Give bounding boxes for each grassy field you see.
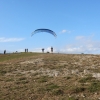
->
[0,53,100,100]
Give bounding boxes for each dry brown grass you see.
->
[0,53,100,100]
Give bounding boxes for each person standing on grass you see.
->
[51,47,53,53]
[27,49,28,52]
[42,48,44,53]
[25,49,26,53]
[4,50,6,54]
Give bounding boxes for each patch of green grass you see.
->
[37,83,61,95]
[37,87,46,94]
[71,87,85,93]
[38,76,49,83]
[79,75,95,83]
[15,77,29,84]
[0,53,40,62]
[15,80,29,84]
[88,82,100,92]
[18,77,27,81]
[6,78,14,82]
[0,70,7,75]
[68,97,78,100]
[46,83,59,91]
[52,89,64,95]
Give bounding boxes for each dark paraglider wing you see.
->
[31,29,57,37]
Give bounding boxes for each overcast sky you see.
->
[0,0,100,54]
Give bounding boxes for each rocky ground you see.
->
[0,53,100,100]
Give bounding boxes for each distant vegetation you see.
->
[0,52,40,62]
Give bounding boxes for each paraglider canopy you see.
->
[31,28,57,37]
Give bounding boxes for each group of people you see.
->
[42,47,53,53]
[25,49,28,52]
[3,47,53,54]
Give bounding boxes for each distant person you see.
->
[4,50,6,54]
[42,48,44,53]
[25,49,26,53]
[27,49,28,52]
[51,47,53,53]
